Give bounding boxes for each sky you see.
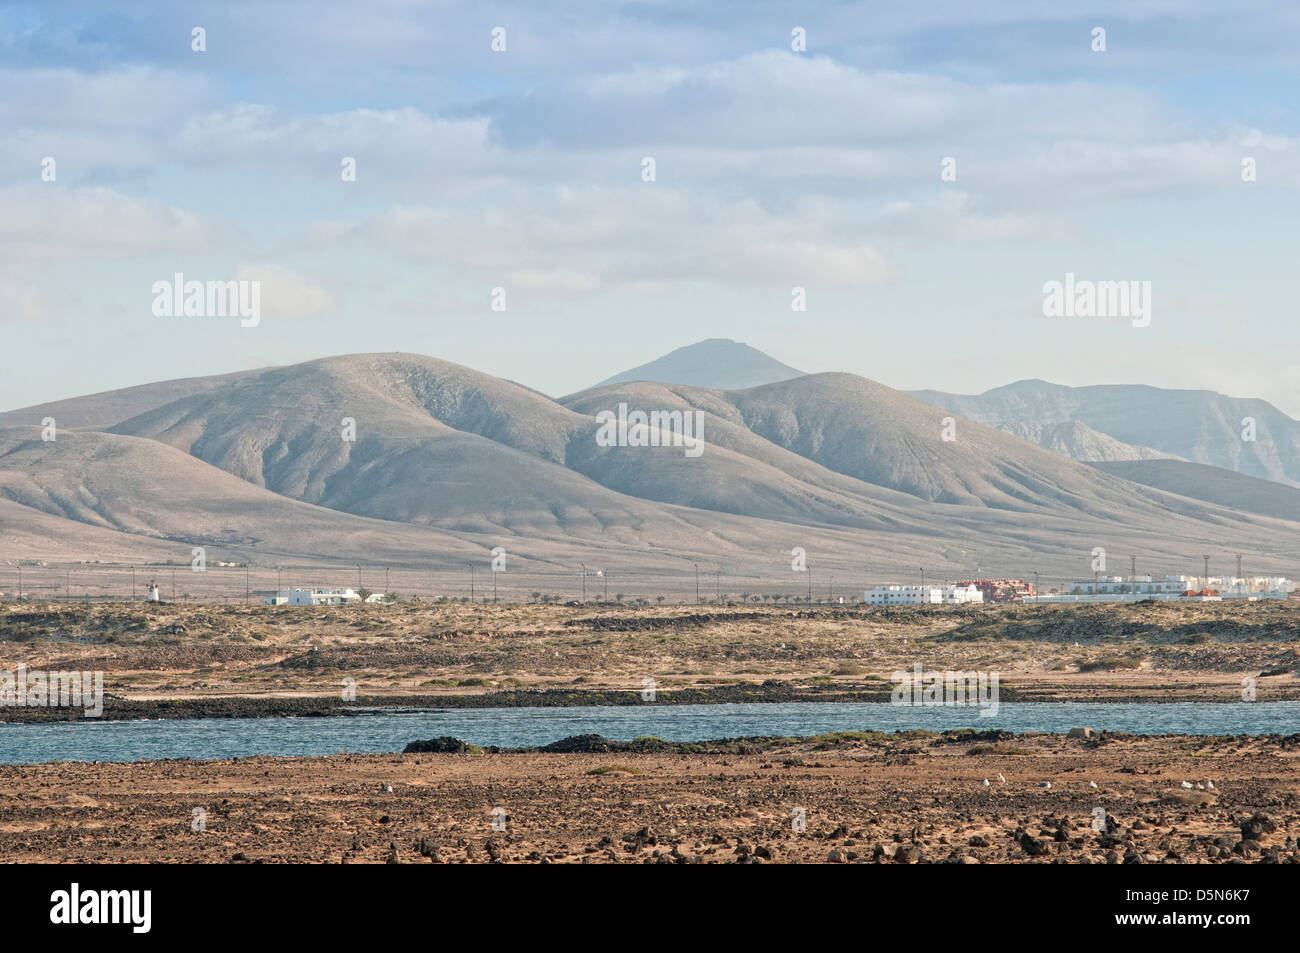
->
[1,0,1298,415]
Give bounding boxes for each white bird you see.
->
[1207,781,1216,790]
[1089,781,1098,789]
[384,785,393,793]
[982,779,990,787]
[1181,781,1193,789]
[1040,781,1051,789]
[997,774,1006,784]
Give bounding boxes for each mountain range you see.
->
[1,343,1296,580]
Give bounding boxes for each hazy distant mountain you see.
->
[909,380,1300,487]
[998,421,1176,463]
[569,373,1207,517]
[3,354,1299,577]
[1089,459,1300,523]
[595,339,804,390]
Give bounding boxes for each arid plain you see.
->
[2,600,1299,863]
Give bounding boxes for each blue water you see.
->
[2,702,1299,764]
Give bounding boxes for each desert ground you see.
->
[1,731,1297,863]
[3,600,1299,863]
[1,599,1297,719]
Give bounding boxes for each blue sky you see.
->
[2,0,1298,413]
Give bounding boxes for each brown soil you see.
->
[2,732,1298,863]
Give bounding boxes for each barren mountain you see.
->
[1089,459,1300,523]
[910,379,1300,486]
[595,338,805,391]
[2,354,1298,579]
[997,420,1175,462]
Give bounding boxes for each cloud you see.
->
[0,186,223,263]
[314,187,896,290]
[235,263,334,318]
[0,271,46,322]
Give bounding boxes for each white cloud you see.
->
[0,186,223,263]
[235,263,334,319]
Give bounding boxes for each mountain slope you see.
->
[4,354,1299,578]
[909,380,1300,486]
[1089,459,1300,523]
[105,354,914,534]
[998,420,1175,462]
[0,369,260,431]
[594,339,805,390]
[0,427,487,566]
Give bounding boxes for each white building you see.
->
[1032,574,1296,604]
[864,584,984,605]
[263,588,386,606]
[1070,575,1192,596]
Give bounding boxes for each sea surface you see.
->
[3,701,1299,764]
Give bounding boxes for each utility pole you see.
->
[16,565,21,601]
[829,574,834,603]
[715,570,720,602]
[66,568,70,600]
[580,564,586,602]
[469,563,476,602]
[807,567,812,601]
[385,567,390,594]
[356,565,361,592]
[131,565,136,602]
[172,568,176,602]
[693,563,699,603]
[1034,571,1040,598]
[603,571,608,602]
